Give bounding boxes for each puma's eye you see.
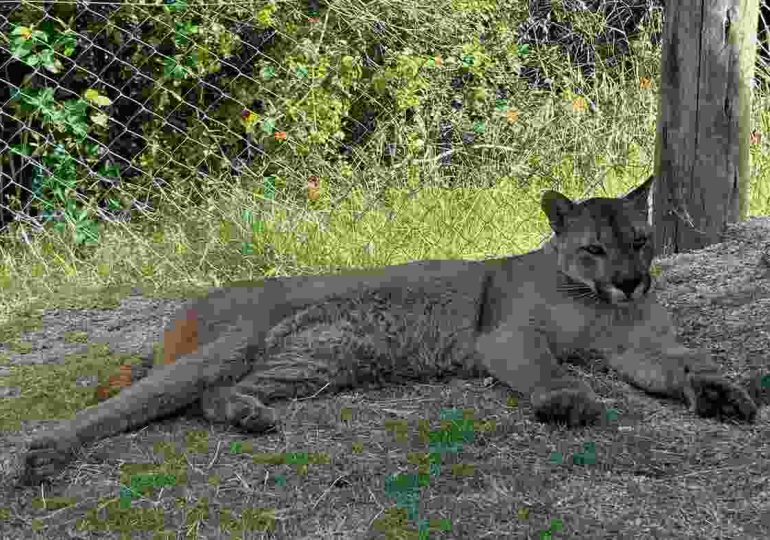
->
[633,237,647,250]
[584,245,605,256]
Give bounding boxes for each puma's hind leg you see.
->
[19,326,255,486]
[206,332,364,433]
[208,312,407,433]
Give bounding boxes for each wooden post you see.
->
[652,0,760,257]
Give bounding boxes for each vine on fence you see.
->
[7,20,112,245]
[1,0,766,250]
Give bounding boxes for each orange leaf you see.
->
[109,369,132,388]
[307,176,321,201]
[571,97,587,113]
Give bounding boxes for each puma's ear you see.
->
[541,190,575,234]
[623,175,654,215]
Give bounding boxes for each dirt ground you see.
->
[0,217,769,539]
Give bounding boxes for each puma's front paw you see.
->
[224,391,279,433]
[685,373,758,423]
[19,428,78,486]
[531,387,604,427]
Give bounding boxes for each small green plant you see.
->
[64,331,89,344]
[4,17,136,248]
[8,81,121,246]
[8,21,77,74]
[23,144,101,246]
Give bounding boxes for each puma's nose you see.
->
[615,277,642,298]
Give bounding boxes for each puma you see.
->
[17,175,757,485]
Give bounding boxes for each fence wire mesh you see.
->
[0,0,768,257]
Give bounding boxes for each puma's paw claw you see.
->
[225,392,278,433]
[19,431,77,486]
[686,374,758,423]
[532,388,604,427]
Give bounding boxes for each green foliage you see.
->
[1,0,693,248]
[8,21,76,74]
[5,18,124,247]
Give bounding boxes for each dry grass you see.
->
[1,373,767,538]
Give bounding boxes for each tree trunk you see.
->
[653,0,759,257]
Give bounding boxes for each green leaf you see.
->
[260,118,275,134]
[84,89,112,106]
[10,25,32,36]
[10,42,33,60]
[46,59,64,74]
[55,33,77,56]
[100,163,121,177]
[90,112,109,128]
[24,88,56,112]
[163,57,189,79]
[263,176,276,199]
[74,220,100,245]
[31,30,49,43]
[9,144,31,156]
[260,65,277,80]
[84,142,100,157]
[163,0,188,14]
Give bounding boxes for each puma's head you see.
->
[541,176,655,305]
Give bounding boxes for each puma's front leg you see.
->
[475,320,604,426]
[609,345,757,422]
[607,299,757,422]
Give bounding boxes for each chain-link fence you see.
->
[0,0,767,249]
